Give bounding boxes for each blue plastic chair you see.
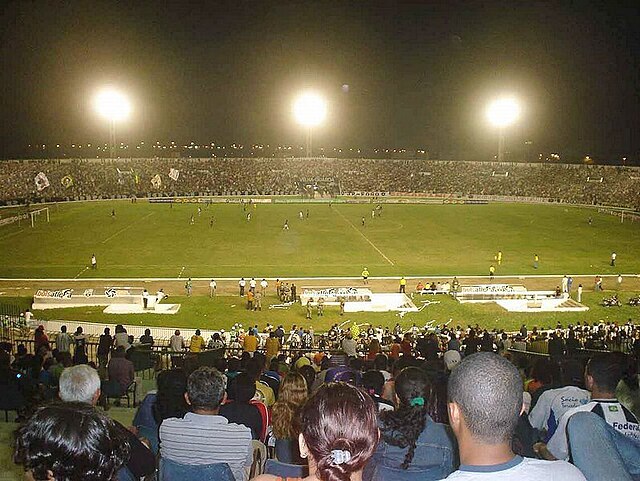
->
[264,459,309,478]
[159,458,235,481]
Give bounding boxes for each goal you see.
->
[30,207,50,227]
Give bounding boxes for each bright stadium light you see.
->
[95,89,131,122]
[486,96,521,162]
[293,91,327,157]
[94,88,131,158]
[487,97,520,127]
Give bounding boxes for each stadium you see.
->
[2,2,640,481]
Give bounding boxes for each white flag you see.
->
[169,168,180,181]
[151,174,162,188]
[34,172,50,191]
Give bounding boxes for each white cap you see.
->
[443,350,461,371]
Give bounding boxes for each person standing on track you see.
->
[362,267,370,285]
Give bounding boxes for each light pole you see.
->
[293,92,327,157]
[486,97,520,162]
[94,88,131,159]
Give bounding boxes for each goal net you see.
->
[30,207,50,228]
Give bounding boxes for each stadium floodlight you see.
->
[486,96,520,162]
[293,91,327,157]
[94,88,131,158]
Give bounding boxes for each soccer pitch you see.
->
[1,200,639,279]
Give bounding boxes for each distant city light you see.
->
[486,97,520,128]
[94,88,131,122]
[293,92,327,127]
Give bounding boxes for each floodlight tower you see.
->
[94,88,131,158]
[293,92,327,157]
[486,97,520,162]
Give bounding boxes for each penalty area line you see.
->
[334,208,395,266]
[101,212,155,244]
[74,266,89,279]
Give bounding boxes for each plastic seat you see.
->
[159,458,235,481]
[264,459,309,478]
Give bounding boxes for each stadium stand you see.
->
[1,158,639,209]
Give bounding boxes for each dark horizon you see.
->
[1,1,639,163]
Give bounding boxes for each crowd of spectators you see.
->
[4,316,640,480]
[1,157,639,209]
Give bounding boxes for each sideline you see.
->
[0,274,636,282]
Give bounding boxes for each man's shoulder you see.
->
[440,457,585,480]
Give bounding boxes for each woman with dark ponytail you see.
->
[365,367,457,481]
[253,382,379,481]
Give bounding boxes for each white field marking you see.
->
[74,266,89,279]
[0,274,637,282]
[101,212,155,244]
[0,228,25,241]
[334,208,395,266]
[178,266,186,278]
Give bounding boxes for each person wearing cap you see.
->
[444,350,461,371]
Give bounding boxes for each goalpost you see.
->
[30,207,50,227]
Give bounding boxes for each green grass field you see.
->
[1,200,639,278]
[1,200,639,332]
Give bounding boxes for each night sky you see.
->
[1,1,639,162]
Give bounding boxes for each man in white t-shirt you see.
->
[439,352,586,481]
[537,355,640,462]
[209,279,217,298]
[249,277,257,293]
[260,278,268,294]
[238,278,246,297]
[528,362,590,439]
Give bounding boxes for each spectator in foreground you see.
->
[58,365,155,480]
[253,382,380,481]
[221,372,264,440]
[160,366,253,481]
[441,352,586,480]
[536,354,640,467]
[271,372,309,464]
[14,402,130,481]
[366,367,457,481]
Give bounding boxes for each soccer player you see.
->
[91,254,97,269]
[209,279,217,297]
[184,278,192,296]
[362,216,366,227]
[533,253,539,269]
[111,208,116,218]
[283,219,289,230]
[246,212,251,221]
[209,216,214,228]
[489,265,495,280]
[611,252,617,266]
[497,250,503,265]
[190,214,195,225]
[299,210,304,220]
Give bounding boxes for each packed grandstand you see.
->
[2,157,640,209]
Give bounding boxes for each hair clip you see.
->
[409,396,425,407]
[330,449,352,465]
